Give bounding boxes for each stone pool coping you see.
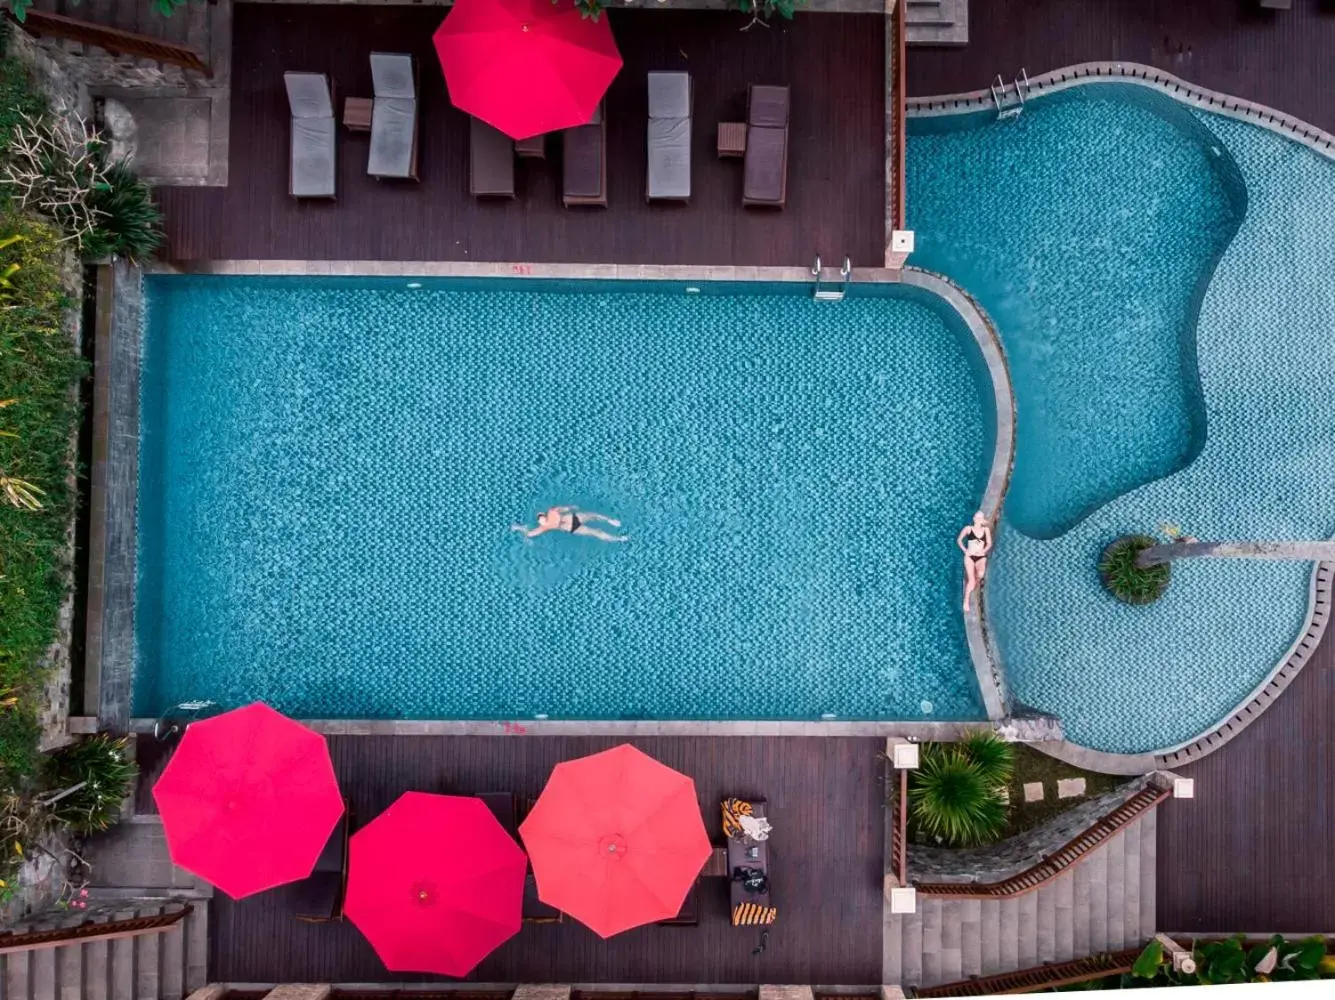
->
[911,63,1335,773]
[98,262,1016,737]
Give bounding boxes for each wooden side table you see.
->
[514,133,546,159]
[717,121,747,158]
[343,97,373,133]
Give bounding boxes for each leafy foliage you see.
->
[41,736,138,835]
[552,0,606,21]
[1077,935,1335,990]
[83,162,164,263]
[730,0,805,27]
[1099,534,1170,605]
[8,0,193,21]
[908,743,1007,848]
[959,731,1014,789]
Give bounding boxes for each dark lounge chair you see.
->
[291,799,353,922]
[742,85,789,208]
[284,72,337,200]
[563,103,607,207]
[470,117,517,198]
[647,71,692,202]
[656,879,700,926]
[368,52,419,181]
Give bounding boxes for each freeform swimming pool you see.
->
[909,84,1335,753]
[135,278,994,722]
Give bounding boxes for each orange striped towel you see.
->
[732,901,778,926]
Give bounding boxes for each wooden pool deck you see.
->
[186,735,887,986]
[907,0,1335,135]
[157,6,888,268]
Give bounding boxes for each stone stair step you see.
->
[108,911,136,1000]
[1087,842,1109,950]
[882,910,903,986]
[30,943,56,1000]
[979,898,1001,975]
[1140,809,1158,940]
[1036,881,1057,963]
[1105,830,1127,951]
[159,916,185,1000]
[906,0,969,44]
[958,897,982,978]
[920,896,943,986]
[184,903,208,994]
[134,909,162,1000]
[1072,850,1093,956]
[1053,866,1076,961]
[55,940,81,1000]
[1123,815,1143,947]
[4,948,32,1000]
[1015,888,1038,969]
[939,898,964,984]
[998,892,1019,971]
[82,939,110,1000]
[901,903,924,987]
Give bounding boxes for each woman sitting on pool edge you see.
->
[512,506,629,543]
[957,511,993,613]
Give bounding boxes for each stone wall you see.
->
[906,776,1153,884]
[8,26,188,97]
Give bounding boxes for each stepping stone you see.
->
[1023,782,1045,803]
[1057,778,1087,799]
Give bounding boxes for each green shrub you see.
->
[730,0,805,24]
[83,162,165,263]
[959,731,1015,789]
[1099,534,1170,605]
[551,0,605,21]
[0,48,46,147]
[41,735,138,835]
[909,744,1007,848]
[0,210,83,786]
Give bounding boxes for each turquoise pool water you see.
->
[135,279,992,721]
[909,86,1335,752]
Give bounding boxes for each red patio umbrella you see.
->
[432,0,622,140]
[152,702,344,900]
[518,743,711,938]
[344,792,528,976]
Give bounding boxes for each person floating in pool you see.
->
[511,506,629,543]
[957,511,994,613]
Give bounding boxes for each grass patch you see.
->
[1001,744,1129,838]
[1100,534,1171,605]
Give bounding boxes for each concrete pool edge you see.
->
[906,61,1335,160]
[912,65,1335,770]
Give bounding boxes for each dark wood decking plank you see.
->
[1156,621,1335,933]
[206,735,886,985]
[158,7,885,266]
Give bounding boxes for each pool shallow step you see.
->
[885,810,1158,989]
[0,901,206,1000]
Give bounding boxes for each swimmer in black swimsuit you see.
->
[511,505,628,543]
[956,511,994,613]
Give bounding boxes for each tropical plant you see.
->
[908,743,1007,848]
[7,0,192,21]
[553,0,605,21]
[730,0,805,29]
[1117,934,1334,988]
[958,731,1014,789]
[1099,534,1170,605]
[0,111,110,249]
[82,162,164,263]
[40,735,138,835]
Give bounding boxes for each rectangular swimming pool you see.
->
[134,276,992,722]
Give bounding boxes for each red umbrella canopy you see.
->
[519,744,711,938]
[433,0,622,140]
[152,702,344,900]
[344,792,528,976]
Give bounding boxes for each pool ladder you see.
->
[992,68,1030,120]
[812,255,852,301]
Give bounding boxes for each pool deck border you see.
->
[912,63,1335,773]
[99,261,1019,741]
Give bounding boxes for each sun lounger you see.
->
[723,797,778,926]
[562,103,607,207]
[470,117,517,198]
[647,71,691,202]
[291,799,353,921]
[742,85,789,208]
[368,52,419,180]
[284,72,337,199]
